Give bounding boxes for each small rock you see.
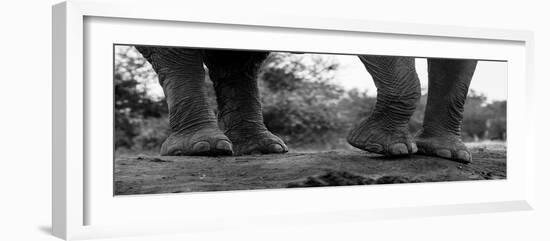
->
[150,158,170,163]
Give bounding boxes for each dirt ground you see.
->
[114,142,506,195]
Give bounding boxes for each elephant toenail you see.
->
[215,140,232,151]
[457,150,472,163]
[410,143,418,153]
[435,149,452,159]
[268,144,284,153]
[389,143,408,156]
[365,143,384,153]
[192,141,210,152]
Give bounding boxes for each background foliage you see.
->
[114,46,507,154]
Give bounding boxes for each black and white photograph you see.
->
[114,45,507,195]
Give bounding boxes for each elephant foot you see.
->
[415,131,472,163]
[160,127,233,156]
[347,118,417,156]
[227,130,288,155]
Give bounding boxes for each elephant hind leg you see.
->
[348,56,420,156]
[135,46,233,156]
[415,59,477,163]
[203,50,288,155]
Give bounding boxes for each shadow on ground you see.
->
[114,146,506,195]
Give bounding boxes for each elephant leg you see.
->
[135,46,232,156]
[348,56,420,156]
[416,59,477,163]
[203,50,288,155]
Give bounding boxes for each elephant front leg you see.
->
[203,50,288,155]
[348,56,421,156]
[416,59,477,163]
[135,46,232,156]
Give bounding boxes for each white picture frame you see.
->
[52,0,536,240]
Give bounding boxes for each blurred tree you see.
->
[462,90,490,141]
[486,100,507,140]
[259,53,351,148]
[114,46,167,149]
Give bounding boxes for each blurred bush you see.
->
[114,46,168,152]
[462,91,507,141]
[258,53,372,149]
[114,47,507,154]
